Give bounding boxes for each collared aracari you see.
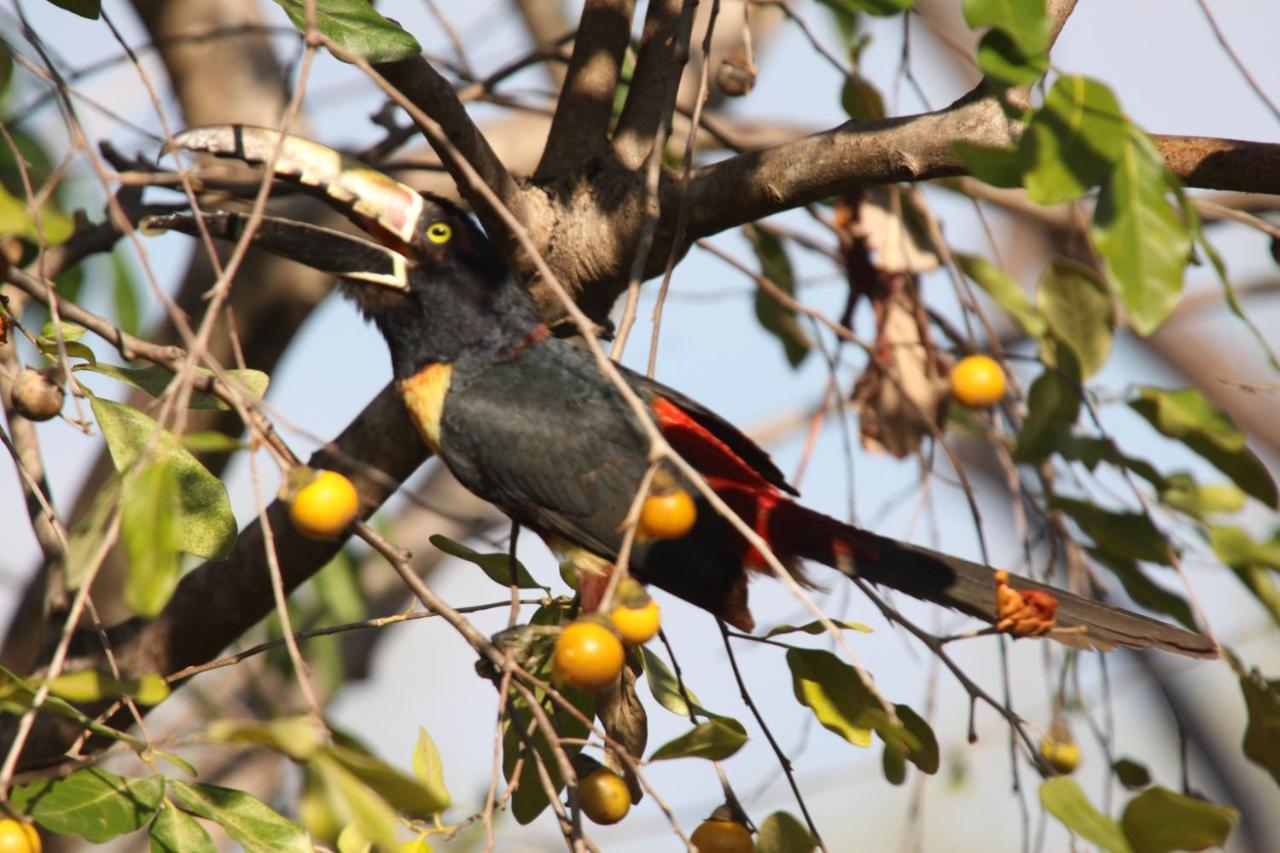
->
[146,126,1217,659]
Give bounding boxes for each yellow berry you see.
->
[1039,734,1081,774]
[950,354,1006,408]
[639,489,697,539]
[610,599,661,646]
[578,768,631,825]
[552,621,625,691]
[690,817,752,853]
[289,470,359,540]
[0,819,40,853]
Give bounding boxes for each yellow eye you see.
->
[426,221,452,244]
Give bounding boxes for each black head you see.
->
[339,193,544,378]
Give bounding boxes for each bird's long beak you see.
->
[140,210,411,290]
[162,125,430,290]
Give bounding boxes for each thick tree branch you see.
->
[680,96,1280,248]
[535,0,636,177]
[1154,135,1280,197]
[612,0,695,169]
[682,92,1011,241]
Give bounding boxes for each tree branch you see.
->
[1154,134,1280,196]
[682,92,1012,241]
[612,0,695,169]
[535,0,636,177]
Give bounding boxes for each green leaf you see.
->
[1159,474,1244,519]
[0,43,11,95]
[894,702,939,774]
[150,803,216,853]
[815,0,913,18]
[765,619,872,638]
[1059,435,1165,489]
[1037,258,1113,378]
[112,251,142,338]
[271,0,422,63]
[954,253,1045,336]
[953,143,1023,188]
[122,460,182,617]
[314,755,399,853]
[182,431,248,453]
[882,741,907,785]
[0,182,74,245]
[1013,368,1080,463]
[90,396,238,559]
[168,780,311,853]
[326,731,450,818]
[1112,758,1152,791]
[44,0,100,18]
[963,0,1048,57]
[39,320,88,343]
[46,669,170,706]
[1240,670,1280,786]
[1039,777,1132,853]
[79,363,269,411]
[640,646,711,718]
[841,74,885,121]
[1087,549,1197,631]
[744,224,810,368]
[501,670,594,825]
[1129,386,1276,507]
[1019,76,1127,205]
[429,534,545,590]
[1091,128,1191,335]
[1121,787,1237,853]
[411,727,451,812]
[207,716,328,761]
[1171,183,1280,370]
[1052,496,1171,564]
[12,769,164,842]
[756,811,816,853]
[975,29,1047,88]
[1209,526,1280,622]
[649,716,748,761]
[785,648,911,750]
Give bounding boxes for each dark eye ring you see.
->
[426,222,452,244]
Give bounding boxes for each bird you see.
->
[147,125,1217,660]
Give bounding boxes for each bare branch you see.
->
[535,0,636,176]
[613,0,696,169]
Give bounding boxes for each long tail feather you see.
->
[773,502,1217,659]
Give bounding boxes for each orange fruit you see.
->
[289,470,359,540]
[950,354,1006,408]
[552,621,625,691]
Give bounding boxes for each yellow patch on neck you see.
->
[398,363,453,453]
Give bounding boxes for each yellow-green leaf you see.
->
[1091,128,1191,336]
[150,803,216,853]
[90,396,237,559]
[12,769,164,843]
[271,0,422,63]
[1039,777,1131,853]
[1130,386,1276,507]
[168,780,311,853]
[1120,787,1237,853]
[954,253,1045,336]
[1037,258,1113,377]
[649,716,747,761]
